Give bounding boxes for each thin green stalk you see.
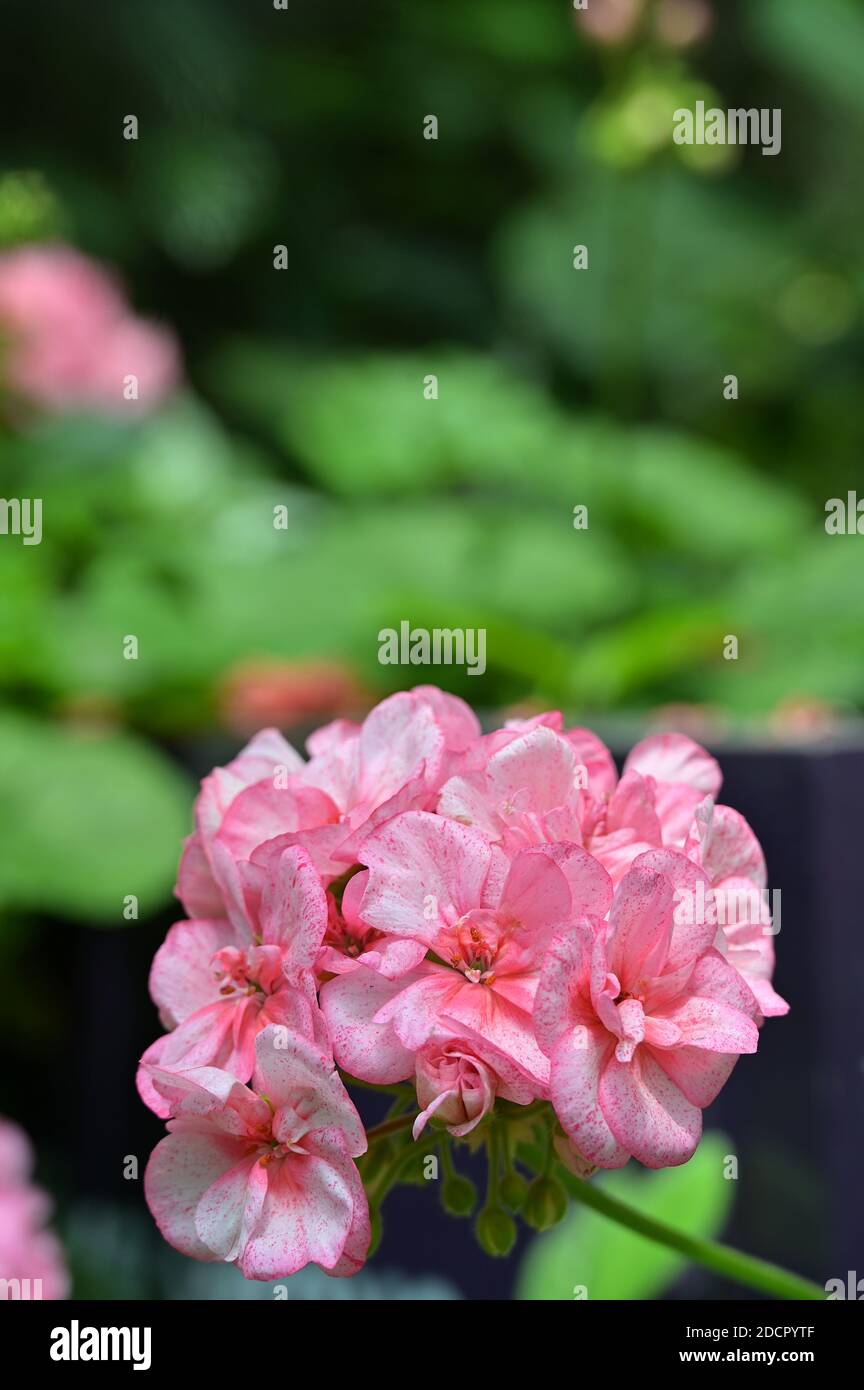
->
[485,1123,503,1204]
[366,1113,415,1145]
[366,1134,424,1209]
[565,1173,824,1302]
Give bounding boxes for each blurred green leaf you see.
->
[0,714,192,922]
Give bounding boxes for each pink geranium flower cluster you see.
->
[140,686,787,1279]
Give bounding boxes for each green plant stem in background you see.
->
[365,1113,416,1145]
[565,1173,824,1301]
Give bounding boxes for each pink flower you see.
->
[439,724,722,883]
[0,243,180,415]
[0,1118,69,1299]
[684,799,788,1018]
[534,850,760,1170]
[413,1036,535,1139]
[139,689,789,1278]
[218,658,367,734]
[138,843,330,1116]
[144,1026,369,1280]
[316,868,423,980]
[175,726,307,922]
[320,810,612,1088]
[218,686,480,881]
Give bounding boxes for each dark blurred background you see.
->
[0,0,862,1299]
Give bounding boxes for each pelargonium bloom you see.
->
[137,844,329,1116]
[413,1035,535,1139]
[175,727,307,923]
[438,724,721,883]
[144,1027,369,1280]
[534,850,760,1170]
[320,810,612,1088]
[217,687,480,881]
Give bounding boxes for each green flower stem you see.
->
[485,1124,503,1203]
[366,1134,425,1210]
[438,1134,456,1181]
[564,1172,824,1302]
[365,1113,416,1145]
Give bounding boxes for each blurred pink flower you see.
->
[218,659,368,736]
[0,1118,68,1299]
[575,0,644,44]
[0,243,180,415]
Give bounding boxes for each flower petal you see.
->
[599,1048,702,1168]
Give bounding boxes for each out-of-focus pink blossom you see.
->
[0,1118,68,1299]
[575,0,644,45]
[0,243,180,415]
[218,659,368,736]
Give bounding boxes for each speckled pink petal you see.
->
[606,864,672,984]
[442,985,550,1088]
[655,996,758,1054]
[549,1026,629,1168]
[358,811,493,944]
[249,844,328,976]
[561,727,618,796]
[623,733,722,797]
[149,918,238,1028]
[237,1149,356,1280]
[650,1045,740,1109]
[599,1049,702,1168]
[319,966,420,1084]
[144,1127,255,1262]
[702,804,767,887]
[195,1151,266,1262]
[631,849,716,971]
[252,1027,366,1157]
[137,997,259,1117]
[534,923,595,1055]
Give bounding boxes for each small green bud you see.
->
[499,1171,529,1211]
[442,1174,477,1217]
[475,1204,517,1257]
[522,1175,568,1232]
